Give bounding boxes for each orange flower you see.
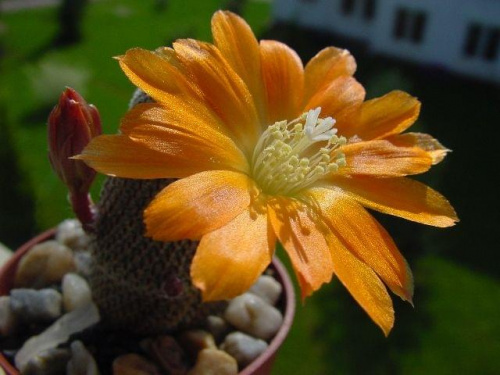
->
[78,11,458,335]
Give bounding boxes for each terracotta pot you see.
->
[0,229,295,375]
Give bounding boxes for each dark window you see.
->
[484,28,500,61]
[342,0,356,15]
[412,12,426,43]
[463,24,500,62]
[393,8,427,44]
[393,8,408,39]
[464,24,482,56]
[364,0,376,20]
[341,0,375,21]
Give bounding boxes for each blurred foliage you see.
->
[0,1,499,374]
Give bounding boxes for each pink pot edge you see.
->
[0,228,296,375]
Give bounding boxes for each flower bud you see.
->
[48,88,101,230]
[48,87,102,195]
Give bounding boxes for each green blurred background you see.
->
[0,0,499,374]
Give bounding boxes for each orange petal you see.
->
[211,11,266,123]
[351,91,421,140]
[118,48,200,107]
[173,39,261,156]
[191,203,275,301]
[260,40,304,124]
[121,94,231,138]
[305,76,365,133]
[304,187,413,302]
[153,46,184,67]
[339,139,433,176]
[145,170,254,241]
[304,47,356,103]
[268,197,334,300]
[77,135,198,178]
[328,233,395,336]
[331,175,459,227]
[78,128,245,179]
[386,132,450,165]
[120,49,253,151]
[120,103,248,173]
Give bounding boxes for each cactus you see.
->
[89,176,225,334]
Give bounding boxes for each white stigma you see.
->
[252,107,346,195]
[304,107,338,142]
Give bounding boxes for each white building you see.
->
[273,0,500,83]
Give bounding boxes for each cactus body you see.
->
[87,89,224,335]
[89,177,224,335]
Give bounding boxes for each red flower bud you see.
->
[48,88,102,230]
[48,87,102,195]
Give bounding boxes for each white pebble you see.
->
[73,251,94,278]
[10,289,62,323]
[188,349,238,375]
[14,240,76,288]
[249,275,282,305]
[62,273,92,312]
[220,332,268,367]
[0,296,18,336]
[15,303,100,373]
[205,315,231,343]
[56,219,91,251]
[67,340,100,375]
[224,293,283,341]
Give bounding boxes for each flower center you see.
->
[251,107,346,196]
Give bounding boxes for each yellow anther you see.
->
[272,130,283,139]
[328,164,339,172]
[313,165,325,175]
[282,144,292,154]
